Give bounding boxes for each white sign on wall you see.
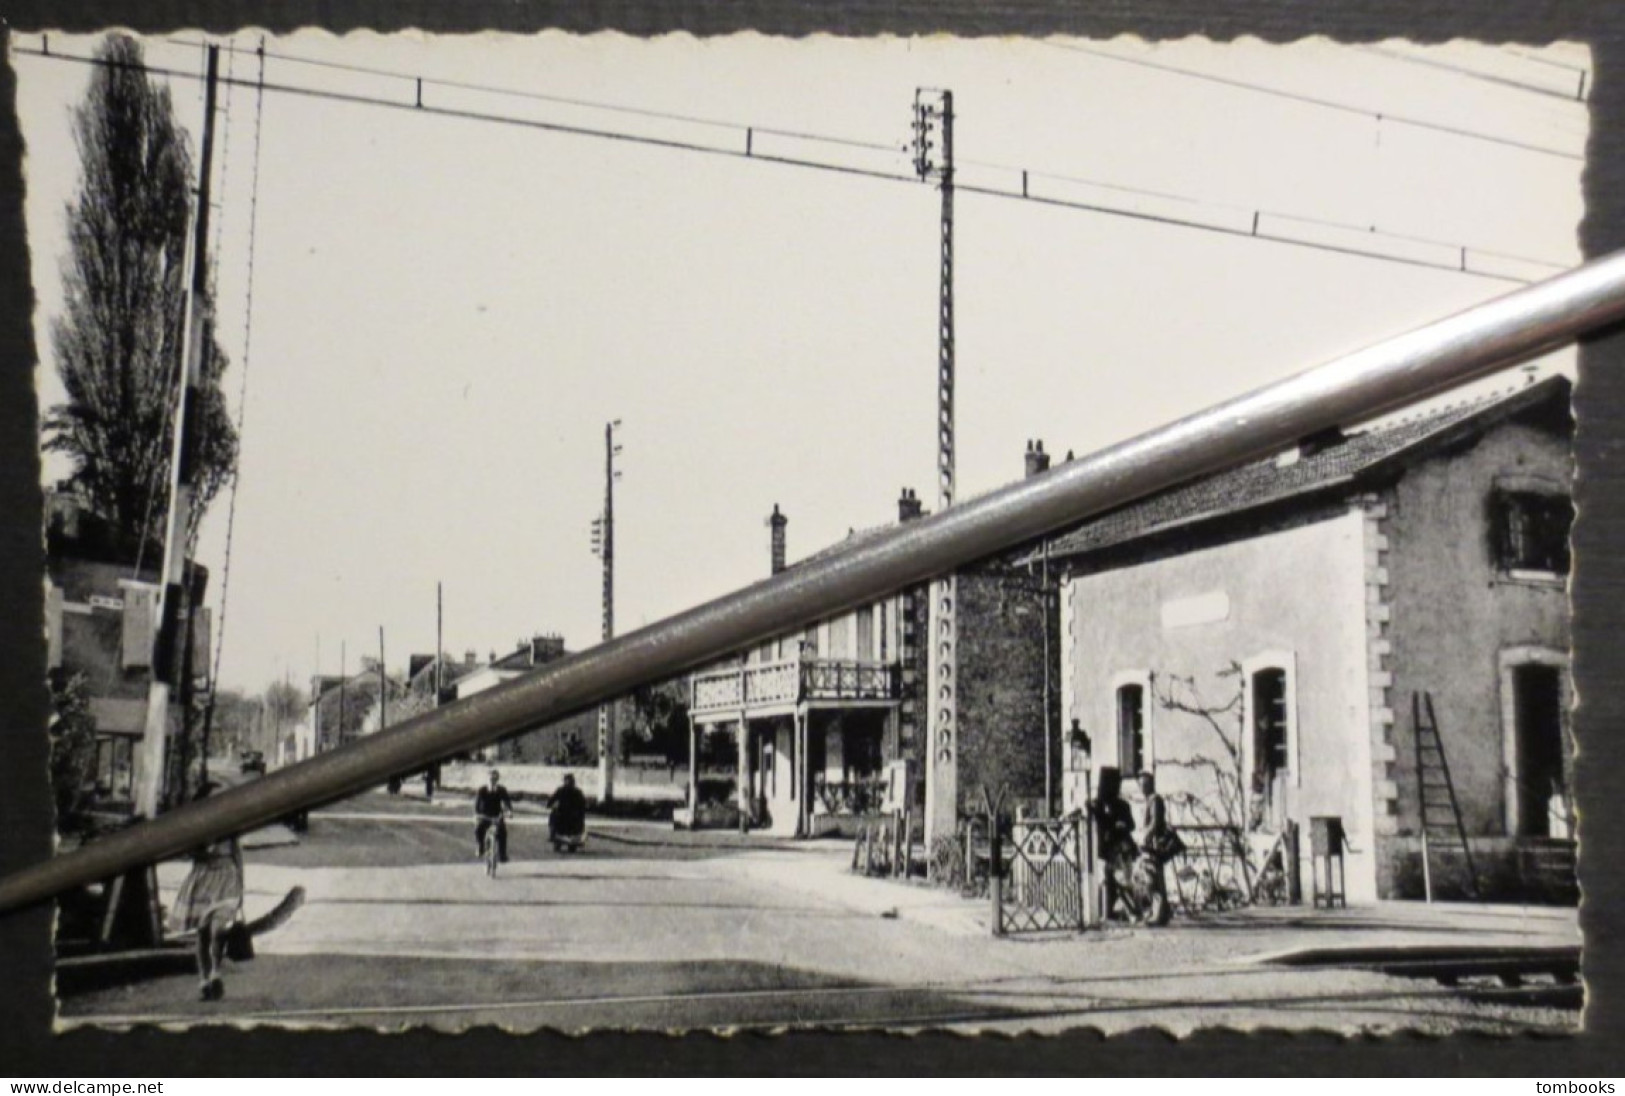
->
[1160,590,1231,630]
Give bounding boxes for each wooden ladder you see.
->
[1413,691,1481,901]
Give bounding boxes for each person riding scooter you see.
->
[548,773,588,852]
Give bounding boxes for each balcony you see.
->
[691,656,901,718]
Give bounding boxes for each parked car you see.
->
[240,750,267,775]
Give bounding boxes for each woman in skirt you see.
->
[167,784,244,1001]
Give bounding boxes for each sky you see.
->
[14,32,1590,692]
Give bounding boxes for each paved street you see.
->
[56,790,1582,1034]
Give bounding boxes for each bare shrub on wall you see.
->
[1151,663,1259,910]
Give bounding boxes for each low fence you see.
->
[437,761,687,804]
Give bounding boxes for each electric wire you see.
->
[202,36,267,766]
[16,40,1565,296]
[1357,43,1587,103]
[957,158,1567,272]
[166,35,904,154]
[1043,41,1584,161]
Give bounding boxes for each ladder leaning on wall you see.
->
[1412,691,1482,902]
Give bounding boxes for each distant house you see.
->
[1039,376,1574,903]
[43,486,211,809]
[444,635,604,765]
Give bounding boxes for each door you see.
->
[1513,663,1565,837]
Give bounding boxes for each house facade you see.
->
[686,503,916,837]
[687,458,1057,840]
[44,488,212,810]
[1043,377,1574,903]
[445,635,603,766]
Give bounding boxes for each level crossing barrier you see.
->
[5,252,1625,914]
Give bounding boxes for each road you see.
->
[55,789,1583,1034]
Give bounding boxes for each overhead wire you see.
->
[939,160,1567,275]
[15,38,1568,296]
[203,34,268,750]
[1042,40,1584,162]
[166,35,905,154]
[1357,43,1587,103]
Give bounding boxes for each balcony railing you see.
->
[691,656,901,717]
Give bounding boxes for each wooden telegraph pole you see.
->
[135,46,221,820]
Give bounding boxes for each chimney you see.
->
[464,648,478,667]
[531,633,566,665]
[898,487,923,523]
[1278,425,1347,467]
[769,504,788,575]
[1025,438,1051,479]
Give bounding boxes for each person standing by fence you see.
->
[1090,766,1136,920]
[1139,771,1183,917]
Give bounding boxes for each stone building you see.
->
[1037,376,1574,903]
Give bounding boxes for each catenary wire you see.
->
[203,36,268,751]
[162,35,905,154]
[1043,41,1584,161]
[1357,43,1587,103]
[157,33,1577,264]
[14,41,1560,296]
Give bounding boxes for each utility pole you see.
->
[378,626,387,732]
[338,640,346,752]
[435,582,444,704]
[135,45,221,819]
[591,420,623,801]
[913,89,958,853]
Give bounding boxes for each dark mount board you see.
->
[2,0,1621,1076]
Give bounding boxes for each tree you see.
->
[43,34,237,549]
[623,679,690,763]
[547,731,594,767]
[48,671,100,835]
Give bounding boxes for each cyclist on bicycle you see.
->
[474,769,514,863]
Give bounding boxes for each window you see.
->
[1490,490,1572,576]
[1251,668,1289,779]
[1116,683,1145,777]
[856,605,874,661]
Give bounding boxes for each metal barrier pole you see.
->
[6,251,1625,914]
[1075,816,1089,933]
[990,827,1005,937]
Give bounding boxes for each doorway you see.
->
[1512,663,1566,837]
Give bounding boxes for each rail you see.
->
[4,251,1625,913]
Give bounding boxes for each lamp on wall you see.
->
[1067,719,1092,773]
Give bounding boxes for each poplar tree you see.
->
[44,33,236,549]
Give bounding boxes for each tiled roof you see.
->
[796,523,899,569]
[1037,375,1569,563]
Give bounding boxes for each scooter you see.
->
[549,809,587,853]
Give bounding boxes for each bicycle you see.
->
[477,813,506,877]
